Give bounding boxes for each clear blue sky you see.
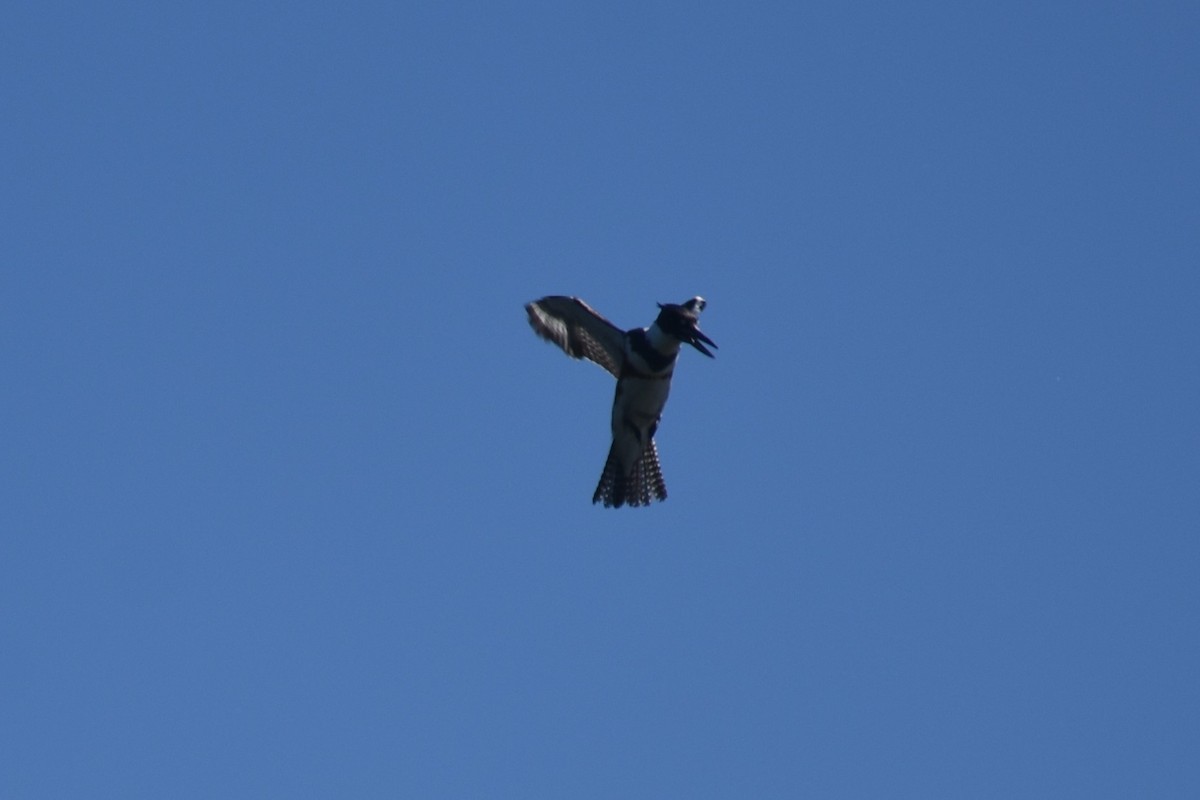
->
[3,2,1198,797]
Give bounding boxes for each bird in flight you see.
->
[525,295,717,508]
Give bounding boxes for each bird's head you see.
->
[655,296,717,358]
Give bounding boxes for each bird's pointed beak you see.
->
[688,327,718,358]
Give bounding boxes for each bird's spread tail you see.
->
[593,440,668,508]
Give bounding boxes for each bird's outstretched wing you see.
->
[525,296,624,378]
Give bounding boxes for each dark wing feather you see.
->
[525,296,624,378]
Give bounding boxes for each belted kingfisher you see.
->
[525,295,717,508]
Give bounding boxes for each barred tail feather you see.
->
[593,440,668,509]
[635,439,668,506]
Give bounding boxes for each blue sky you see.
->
[3,2,1198,797]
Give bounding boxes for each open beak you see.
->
[688,327,718,358]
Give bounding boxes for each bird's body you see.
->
[525,295,716,508]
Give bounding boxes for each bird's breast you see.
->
[612,374,673,432]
